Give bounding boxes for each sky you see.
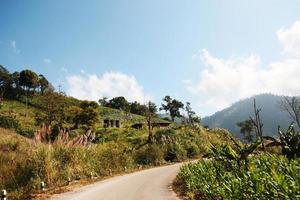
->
[1,0,300,117]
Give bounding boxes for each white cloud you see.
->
[186,20,300,112]
[43,58,52,64]
[277,21,300,56]
[66,71,152,103]
[10,40,20,53]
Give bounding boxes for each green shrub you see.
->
[134,144,164,165]
[0,115,20,130]
[185,141,200,158]
[164,143,187,162]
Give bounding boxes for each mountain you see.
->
[202,94,293,139]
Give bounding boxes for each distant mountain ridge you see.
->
[202,94,293,139]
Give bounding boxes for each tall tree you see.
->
[38,74,52,94]
[19,69,39,117]
[35,92,67,127]
[19,69,39,91]
[250,98,265,150]
[98,97,109,106]
[185,102,200,125]
[144,101,157,143]
[281,96,300,129]
[0,65,11,100]
[237,120,255,142]
[77,101,100,130]
[130,101,148,116]
[160,95,184,122]
[106,96,130,111]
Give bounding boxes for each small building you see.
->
[103,119,121,128]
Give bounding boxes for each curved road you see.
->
[52,163,182,200]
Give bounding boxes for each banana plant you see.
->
[210,138,261,170]
[264,122,300,160]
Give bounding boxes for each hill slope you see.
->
[0,97,169,135]
[202,94,293,138]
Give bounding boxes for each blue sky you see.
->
[1,0,300,116]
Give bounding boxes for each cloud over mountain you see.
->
[186,21,300,113]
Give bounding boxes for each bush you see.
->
[185,141,200,158]
[16,128,35,138]
[0,115,20,130]
[134,144,164,165]
[164,143,187,162]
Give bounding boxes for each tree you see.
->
[65,105,83,129]
[160,96,184,122]
[237,120,255,142]
[130,101,148,116]
[19,69,39,117]
[0,65,11,100]
[35,92,67,127]
[264,123,300,160]
[38,74,53,94]
[281,96,300,129]
[76,101,100,130]
[19,69,39,91]
[250,98,265,150]
[106,96,130,111]
[144,101,157,143]
[185,102,200,125]
[98,97,109,106]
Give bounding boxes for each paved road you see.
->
[52,163,182,200]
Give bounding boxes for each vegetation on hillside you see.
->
[175,99,300,200]
[0,66,217,199]
[0,126,233,199]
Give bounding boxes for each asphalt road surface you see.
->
[52,163,182,200]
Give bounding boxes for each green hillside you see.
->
[202,94,293,139]
[0,96,169,137]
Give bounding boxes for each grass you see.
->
[0,100,38,131]
[0,98,168,133]
[0,125,234,199]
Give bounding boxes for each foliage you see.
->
[0,115,21,131]
[185,102,200,125]
[0,122,234,199]
[105,96,130,111]
[134,144,164,165]
[209,140,261,170]
[160,95,184,122]
[265,123,300,160]
[76,101,100,130]
[0,65,11,99]
[38,74,53,94]
[34,92,67,127]
[19,69,39,91]
[129,101,148,116]
[176,154,300,200]
[237,119,255,142]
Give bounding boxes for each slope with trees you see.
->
[202,94,292,138]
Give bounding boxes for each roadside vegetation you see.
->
[0,126,233,199]
[0,66,234,199]
[174,99,300,200]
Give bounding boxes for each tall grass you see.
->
[0,126,233,199]
[0,128,134,199]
